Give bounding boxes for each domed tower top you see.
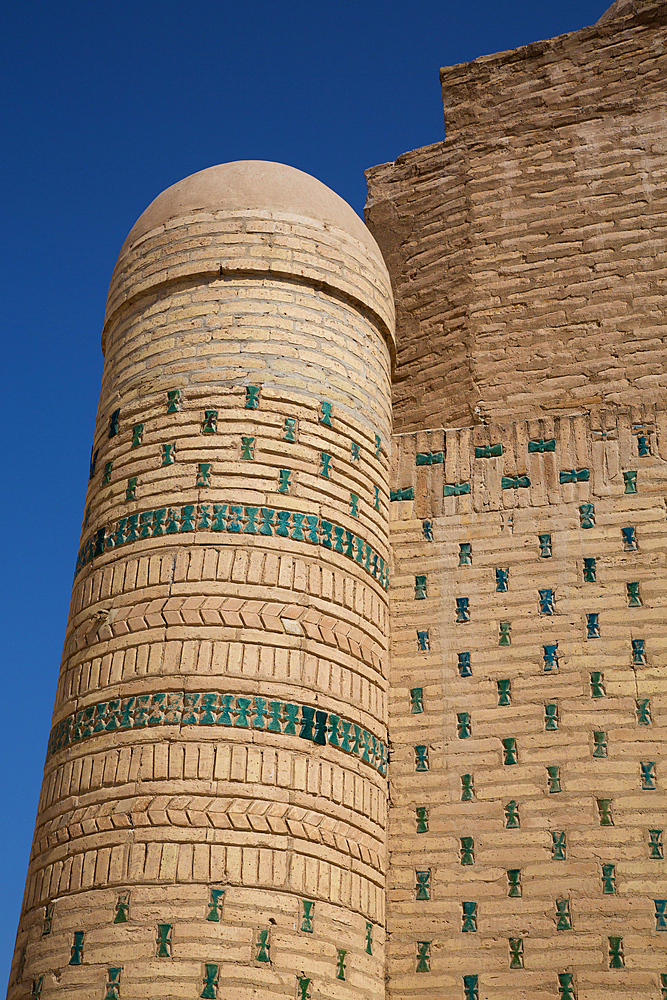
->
[104,160,395,356]
[122,160,384,262]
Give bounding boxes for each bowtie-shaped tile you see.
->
[444,481,470,496]
[560,468,590,483]
[416,451,443,466]
[502,475,530,489]
[475,443,502,458]
[528,438,556,453]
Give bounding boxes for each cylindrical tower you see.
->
[9,161,395,1000]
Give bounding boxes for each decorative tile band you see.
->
[74,502,388,590]
[46,690,388,776]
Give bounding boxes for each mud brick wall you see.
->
[366,2,667,434]
[9,166,395,1000]
[387,404,667,999]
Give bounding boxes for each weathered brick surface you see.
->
[366,2,667,434]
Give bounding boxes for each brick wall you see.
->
[387,407,667,997]
[366,2,667,434]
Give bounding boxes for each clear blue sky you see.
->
[1,0,609,987]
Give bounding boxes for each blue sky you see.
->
[1,0,609,986]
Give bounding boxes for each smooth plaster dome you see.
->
[121,159,384,263]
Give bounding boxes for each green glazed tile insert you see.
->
[278,469,291,493]
[365,921,373,955]
[410,687,424,714]
[460,837,474,865]
[374,434,381,458]
[202,410,217,433]
[461,901,477,932]
[105,968,121,1000]
[560,468,589,484]
[42,903,54,935]
[461,774,474,801]
[641,761,657,789]
[351,442,360,461]
[528,438,556,453]
[125,477,137,501]
[416,941,430,973]
[497,679,511,706]
[475,443,502,458]
[297,976,312,999]
[283,417,297,442]
[499,622,511,645]
[255,929,270,962]
[416,451,443,466]
[349,492,359,517]
[579,503,595,528]
[444,481,470,496]
[131,423,143,448]
[545,704,559,731]
[507,869,521,897]
[547,765,561,792]
[336,949,346,980]
[556,899,572,930]
[161,444,175,466]
[103,461,113,485]
[156,923,172,957]
[590,672,606,698]
[552,832,567,860]
[502,737,517,764]
[502,474,530,489]
[390,486,413,501]
[206,888,225,921]
[504,800,520,828]
[167,389,180,413]
[300,900,314,933]
[89,448,99,480]
[196,463,212,487]
[416,806,429,833]
[200,964,219,999]
[108,409,120,438]
[114,892,130,924]
[415,746,429,771]
[608,936,624,968]
[69,931,84,966]
[245,386,260,409]
[558,972,575,1000]
[509,938,523,969]
[624,470,638,493]
[415,870,431,900]
[30,976,44,1000]
[241,437,255,460]
[650,829,664,859]
[602,863,616,894]
[464,974,479,1000]
[47,691,388,776]
[319,400,332,426]
[459,542,472,565]
[593,731,608,757]
[637,698,652,725]
[597,798,614,826]
[583,557,596,582]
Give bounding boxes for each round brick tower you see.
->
[9,161,395,1000]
